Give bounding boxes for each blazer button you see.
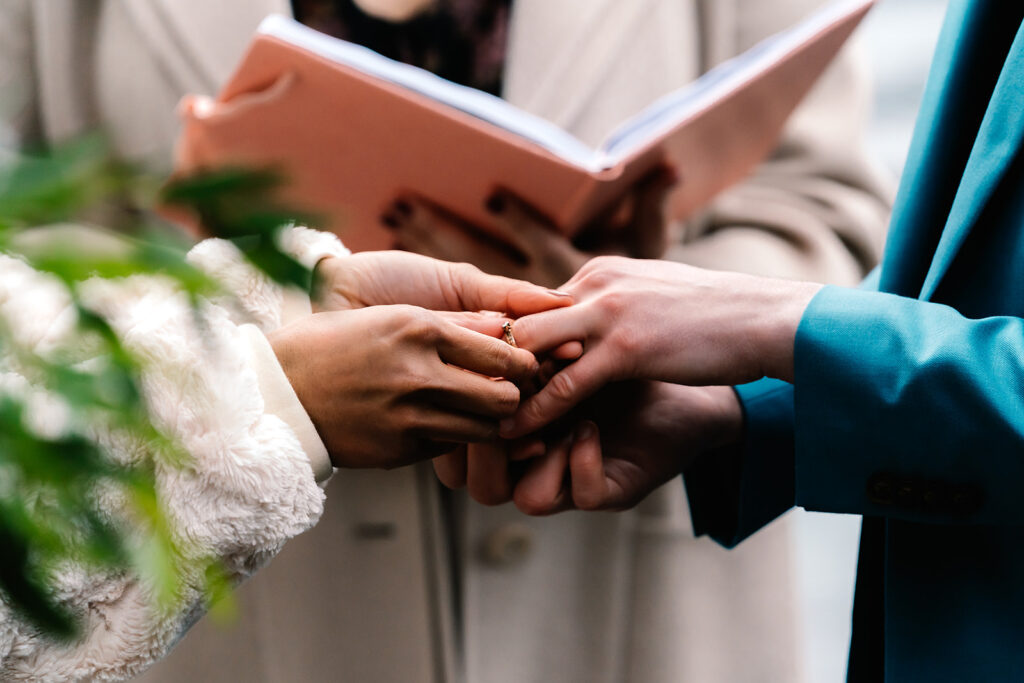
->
[867,473,896,505]
[480,523,534,567]
[919,482,948,514]
[894,479,920,509]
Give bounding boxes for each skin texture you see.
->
[386,167,677,288]
[435,382,743,512]
[272,251,572,468]
[434,257,823,513]
[500,256,822,438]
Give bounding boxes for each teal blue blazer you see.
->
[685,1,1024,680]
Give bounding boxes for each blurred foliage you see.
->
[0,135,312,639]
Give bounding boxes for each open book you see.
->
[176,0,874,251]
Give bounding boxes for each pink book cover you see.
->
[174,0,874,252]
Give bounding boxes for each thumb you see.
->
[448,262,574,315]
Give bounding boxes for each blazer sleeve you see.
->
[793,285,1024,526]
[669,0,894,286]
[686,280,1024,549]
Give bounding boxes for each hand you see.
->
[386,195,589,288]
[434,382,744,513]
[312,250,572,315]
[269,305,539,469]
[501,256,822,437]
[383,166,677,288]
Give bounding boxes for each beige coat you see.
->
[0,1,892,681]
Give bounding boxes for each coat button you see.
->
[480,523,534,567]
[867,473,896,505]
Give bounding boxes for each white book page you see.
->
[258,15,603,171]
[597,0,872,165]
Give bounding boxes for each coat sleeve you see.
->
[669,0,894,286]
[686,280,1024,549]
[0,227,347,681]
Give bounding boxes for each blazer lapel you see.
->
[919,20,1024,300]
[116,0,290,95]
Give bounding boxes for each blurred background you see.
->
[793,1,949,681]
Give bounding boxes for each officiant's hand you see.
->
[384,166,676,288]
[270,305,539,469]
[312,250,572,316]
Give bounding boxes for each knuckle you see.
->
[547,371,578,403]
[597,289,630,317]
[397,306,441,341]
[514,488,556,516]
[491,381,521,417]
[609,323,642,357]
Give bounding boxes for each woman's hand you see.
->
[501,256,822,437]
[312,250,573,315]
[269,305,539,469]
[383,166,677,288]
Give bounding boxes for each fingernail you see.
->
[499,417,516,437]
[546,289,572,298]
[381,213,400,229]
[576,421,595,441]
[485,194,506,214]
[393,199,412,216]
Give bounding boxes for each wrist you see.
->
[747,278,822,383]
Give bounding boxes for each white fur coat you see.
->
[0,226,346,681]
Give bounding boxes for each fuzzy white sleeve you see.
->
[0,251,328,682]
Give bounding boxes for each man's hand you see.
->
[501,257,821,438]
[270,306,539,469]
[312,250,572,316]
[434,382,744,513]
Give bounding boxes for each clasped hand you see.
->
[270,250,571,469]
[435,256,823,513]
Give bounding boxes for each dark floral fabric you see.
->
[291,0,511,95]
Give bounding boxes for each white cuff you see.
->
[239,324,333,483]
[276,226,350,270]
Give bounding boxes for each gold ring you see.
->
[502,321,518,347]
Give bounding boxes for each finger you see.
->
[466,441,512,506]
[437,323,539,385]
[513,435,573,516]
[568,421,610,510]
[500,353,611,437]
[506,306,589,355]
[389,203,459,262]
[551,341,584,361]
[447,261,574,317]
[408,408,501,444]
[484,191,561,254]
[629,166,678,259]
[433,448,468,489]
[403,199,523,275]
[436,310,508,338]
[431,365,521,419]
[508,438,545,462]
